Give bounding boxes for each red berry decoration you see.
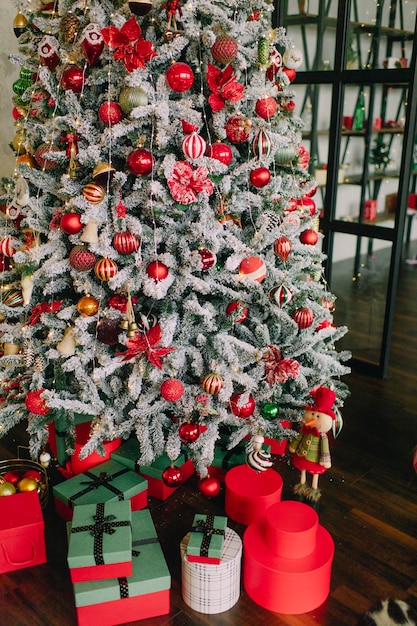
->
[226,301,248,323]
[229,392,256,418]
[250,166,271,188]
[225,114,251,143]
[25,389,50,415]
[292,306,314,329]
[161,378,185,402]
[161,465,184,487]
[69,245,96,271]
[60,212,83,235]
[211,35,238,65]
[61,65,85,92]
[239,255,266,282]
[94,257,118,281]
[199,475,221,498]
[127,148,154,176]
[201,372,224,395]
[82,182,106,204]
[99,101,123,125]
[178,422,201,443]
[300,229,319,245]
[113,231,140,254]
[166,62,194,92]
[198,248,217,270]
[255,96,277,119]
[274,236,292,262]
[146,261,169,281]
[206,142,233,165]
[182,133,207,159]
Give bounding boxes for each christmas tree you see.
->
[0,0,350,481]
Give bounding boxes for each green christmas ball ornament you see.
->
[262,402,279,420]
[119,86,148,114]
[274,144,298,165]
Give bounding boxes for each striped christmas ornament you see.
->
[94,257,118,281]
[113,231,140,254]
[292,306,314,329]
[252,129,272,159]
[239,256,266,282]
[3,289,24,307]
[82,182,106,204]
[0,236,18,257]
[202,372,224,395]
[269,284,293,307]
[274,236,292,262]
[182,133,207,159]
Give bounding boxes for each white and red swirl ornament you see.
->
[167,161,214,205]
[182,132,207,159]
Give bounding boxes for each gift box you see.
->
[243,500,334,614]
[181,527,242,614]
[68,501,132,583]
[53,459,148,521]
[186,514,227,564]
[72,509,171,626]
[0,491,46,574]
[225,464,283,525]
[364,199,377,221]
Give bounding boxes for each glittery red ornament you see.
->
[61,65,85,92]
[25,389,50,415]
[201,372,224,395]
[166,62,194,92]
[60,212,83,235]
[225,114,251,143]
[255,96,277,119]
[179,422,200,443]
[292,306,314,329]
[198,248,216,270]
[94,257,118,281]
[206,142,233,165]
[229,392,255,418]
[211,35,238,65]
[113,231,140,254]
[250,166,271,188]
[161,465,184,487]
[127,148,154,176]
[161,378,184,402]
[34,143,60,170]
[199,475,221,498]
[96,318,121,345]
[226,301,248,323]
[300,229,319,245]
[69,245,96,271]
[99,101,123,125]
[146,261,168,281]
[274,236,292,262]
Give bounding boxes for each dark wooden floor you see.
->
[1,243,417,626]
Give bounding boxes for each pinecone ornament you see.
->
[33,354,46,372]
[22,340,35,367]
[60,13,80,44]
[211,35,238,64]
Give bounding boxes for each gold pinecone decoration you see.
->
[60,13,80,44]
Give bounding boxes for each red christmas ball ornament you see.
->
[127,148,154,176]
[25,389,50,415]
[146,261,169,281]
[82,182,106,204]
[226,301,248,323]
[34,143,60,170]
[94,257,118,281]
[96,318,122,345]
[3,470,20,484]
[211,35,238,65]
[255,96,277,119]
[182,133,207,159]
[225,114,251,143]
[300,229,319,245]
[161,378,185,402]
[179,422,200,443]
[229,392,256,418]
[0,236,17,257]
[166,62,194,92]
[60,212,83,235]
[206,142,233,166]
[69,245,96,271]
[61,65,85,93]
[198,248,216,270]
[292,306,314,329]
[297,196,317,217]
[199,475,221,498]
[99,101,123,125]
[161,465,184,487]
[274,236,292,262]
[239,255,266,282]
[113,231,140,254]
[201,372,224,395]
[250,166,271,188]
[282,67,297,82]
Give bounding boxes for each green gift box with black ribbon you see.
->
[186,513,227,564]
[71,509,171,626]
[67,501,132,583]
[53,459,148,521]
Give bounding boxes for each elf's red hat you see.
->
[305,386,336,420]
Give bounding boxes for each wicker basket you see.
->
[0,456,49,509]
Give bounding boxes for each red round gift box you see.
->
[243,500,334,614]
[225,464,283,525]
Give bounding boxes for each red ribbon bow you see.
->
[26,300,63,326]
[206,63,245,112]
[167,161,214,205]
[101,17,157,72]
[115,323,175,368]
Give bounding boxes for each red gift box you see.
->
[364,199,377,221]
[244,420,292,456]
[0,491,46,574]
[225,464,283,526]
[139,459,194,500]
[76,589,170,626]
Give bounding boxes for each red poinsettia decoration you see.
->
[101,17,157,72]
[206,63,245,112]
[115,323,175,368]
[262,345,299,385]
[167,161,214,204]
[26,301,63,326]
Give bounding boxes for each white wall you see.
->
[0,5,20,181]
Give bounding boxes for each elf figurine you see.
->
[289,386,337,508]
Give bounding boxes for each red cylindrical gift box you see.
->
[71,421,122,475]
[225,464,283,525]
[243,501,334,614]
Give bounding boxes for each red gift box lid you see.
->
[0,491,43,532]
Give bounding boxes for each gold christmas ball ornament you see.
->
[118,86,148,114]
[77,294,100,317]
[13,10,28,38]
[82,182,106,204]
[0,481,17,496]
[17,476,39,492]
